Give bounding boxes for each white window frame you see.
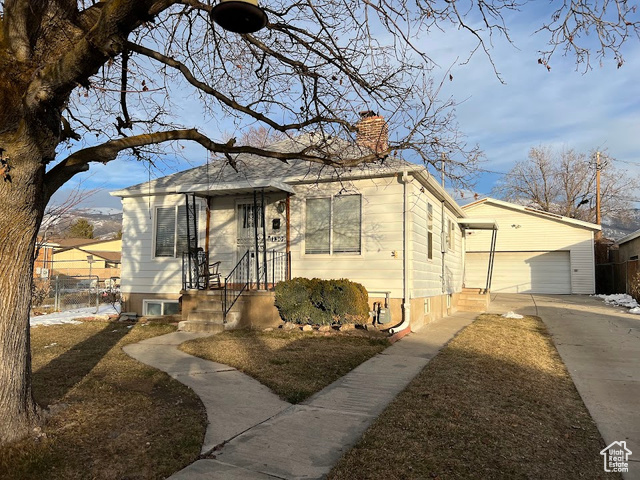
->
[303,194,363,256]
[152,204,200,259]
[143,299,179,316]
[427,203,434,261]
[446,218,455,252]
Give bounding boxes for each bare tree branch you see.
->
[45,128,390,198]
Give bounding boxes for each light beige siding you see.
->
[120,194,206,295]
[409,181,463,298]
[289,177,405,297]
[463,202,595,294]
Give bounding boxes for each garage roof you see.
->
[462,198,601,231]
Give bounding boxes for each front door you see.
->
[236,201,264,285]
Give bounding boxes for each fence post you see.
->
[54,275,59,311]
[94,275,99,314]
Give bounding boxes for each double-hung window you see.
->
[154,205,195,257]
[305,195,361,254]
[427,203,433,260]
[447,219,455,252]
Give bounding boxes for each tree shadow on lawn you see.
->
[32,322,132,406]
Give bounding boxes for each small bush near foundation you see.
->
[275,278,369,325]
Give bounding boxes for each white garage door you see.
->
[465,251,572,294]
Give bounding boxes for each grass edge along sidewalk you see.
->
[180,328,391,404]
[328,313,617,480]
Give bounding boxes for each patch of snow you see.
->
[30,303,120,327]
[43,342,58,348]
[502,311,524,319]
[629,307,640,314]
[593,294,640,309]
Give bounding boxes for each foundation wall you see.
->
[122,292,181,316]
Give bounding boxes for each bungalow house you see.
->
[49,238,122,281]
[462,198,600,294]
[111,127,492,332]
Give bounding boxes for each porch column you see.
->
[286,193,291,280]
[253,189,260,290]
[261,188,267,289]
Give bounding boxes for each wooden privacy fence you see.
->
[596,259,639,295]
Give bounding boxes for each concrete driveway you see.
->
[490,293,640,479]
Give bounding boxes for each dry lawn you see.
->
[328,314,616,480]
[0,322,206,480]
[180,328,390,403]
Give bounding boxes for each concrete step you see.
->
[462,288,485,294]
[177,320,225,334]
[188,310,225,323]
[457,304,488,312]
[458,298,489,306]
[194,300,224,312]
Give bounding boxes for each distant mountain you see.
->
[602,209,640,241]
[41,207,122,240]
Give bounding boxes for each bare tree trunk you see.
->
[0,130,49,444]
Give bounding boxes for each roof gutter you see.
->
[413,170,465,217]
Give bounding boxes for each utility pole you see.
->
[595,151,602,240]
[441,152,446,188]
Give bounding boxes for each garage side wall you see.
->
[464,203,596,294]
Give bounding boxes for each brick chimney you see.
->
[356,111,389,154]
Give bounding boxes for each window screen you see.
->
[155,207,175,257]
[333,195,361,253]
[305,198,331,254]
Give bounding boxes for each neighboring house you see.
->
[615,229,640,261]
[34,237,58,278]
[49,238,122,281]
[462,198,600,294]
[111,124,473,330]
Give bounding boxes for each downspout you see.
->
[441,200,446,294]
[390,169,412,334]
[285,193,291,280]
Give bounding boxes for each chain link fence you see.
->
[32,275,121,314]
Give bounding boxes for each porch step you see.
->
[179,309,241,333]
[462,287,485,294]
[177,320,225,334]
[194,300,224,312]
[457,290,491,313]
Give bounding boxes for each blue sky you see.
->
[51,5,640,209]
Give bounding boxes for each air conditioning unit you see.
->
[40,268,49,278]
[35,267,41,274]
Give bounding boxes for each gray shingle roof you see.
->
[111,134,422,197]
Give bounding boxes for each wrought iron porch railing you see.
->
[224,250,250,320]
[258,250,289,289]
[182,249,208,290]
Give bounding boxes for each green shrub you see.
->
[275,278,369,325]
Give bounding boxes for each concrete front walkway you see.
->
[490,293,640,480]
[124,312,476,480]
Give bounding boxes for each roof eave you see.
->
[462,197,601,231]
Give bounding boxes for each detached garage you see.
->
[462,198,600,294]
